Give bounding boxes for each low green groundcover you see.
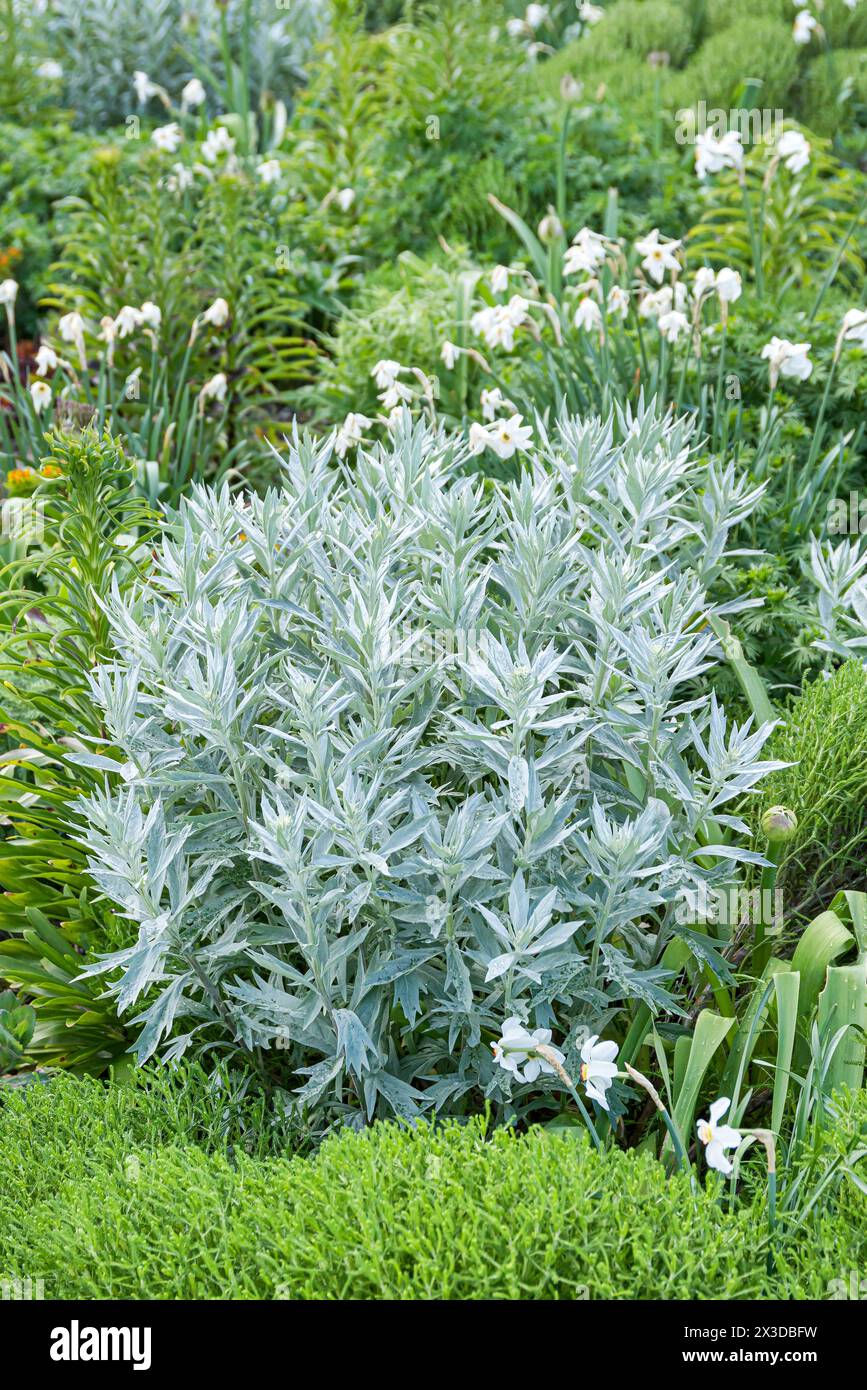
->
[0,1073,864,1300]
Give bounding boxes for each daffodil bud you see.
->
[559,74,583,103]
[761,806,798,843]
[537,210,564,244]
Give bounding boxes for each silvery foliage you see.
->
[44,0,327,127]
[78,404,779,1125]
[809,536,867,664]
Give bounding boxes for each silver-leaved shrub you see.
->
[78,404,780,1126]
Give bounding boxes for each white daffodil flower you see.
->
[841,308,867,348]
[58,309,84,338]
[491,1017,564,1083]
[506,16,526,37]
[35,343,57,375]
[133,70,157,104]
[635,228,682,284]
[490,264,509,293]
[525,3,549,28]
[440,340,460,368]
[579,1035,619,1109]
[37,60,63,80]
[471,300,526,351]
[166,162,194,194]
[139,301,162,332]
[181,78,206,108]
[579,3,604,23]
[697,1097,741,1174]
[564,226,607,275]
[202,296,230,328]
[694,129,743,180]
[152,123,183,154]
[776,129,811,173]
[57,310,86,364]
[573,296,603,333]
[641,283,687,320]
[480,386,514,421]
[199,371,228,402]
[336,187,355,211]
[257,159,282,185]
[504,293,529,325]
[607,284,629,319]
[372,358,403,390]
[201,126,235,163]
[793,9,818,43]
[658,309,690,342]
[99,316,117,363]
[114,305,143,338]
[692,266,716,301]
[30,380,52,413]
[761,336,812,387]
[334,412,372,458]
[468,421,491,454]
[380,379,414,410]
[0,278,18,308]
[486,413,533,459]
[715,267,742,303]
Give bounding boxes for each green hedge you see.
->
[803,49,867,135]
[1,1073,865,1300]
[750,660,867,921]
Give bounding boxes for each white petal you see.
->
[585,1080,610,1111]
[706,1140,733,1175]
[715,1125,741,1148]
[588,1061,617,1082]
[581,1034,599,1063]
[709,1096,730,1125]
[523,1058,541,1082]
[592,1040,618,1063]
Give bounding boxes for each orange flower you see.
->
[6,466,37,496]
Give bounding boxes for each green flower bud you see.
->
[761,806,798,843]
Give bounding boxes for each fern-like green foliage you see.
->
[0,428,158,1071]
[687,131,864,294]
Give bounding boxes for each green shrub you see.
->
[1,1073,865,1299]
[535,1,692,110]
[703,0,786,34]
[536,46,661,108]
[750,661,867,922]
[803,49,867,137]
[578,1,693,69]
[668,19,800,113]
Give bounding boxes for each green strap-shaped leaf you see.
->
[664,1009,735,1164]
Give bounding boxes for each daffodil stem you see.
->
[756,838,784,973]
[535,1045,603,1153]
[624,1064,688,1172]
